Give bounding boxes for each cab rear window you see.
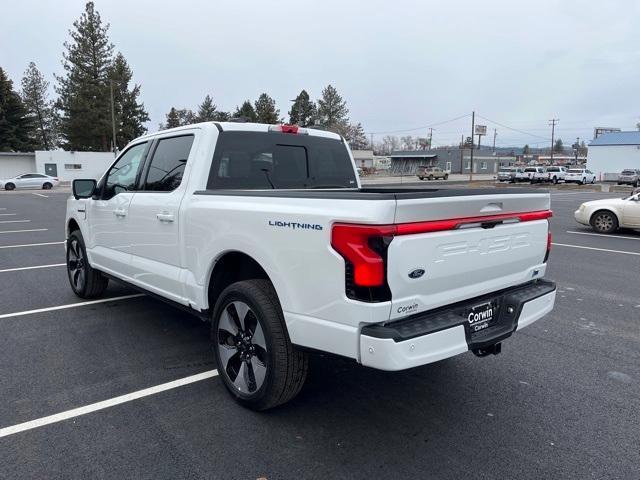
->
[206,131,357,190]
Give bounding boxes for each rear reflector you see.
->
[268,124,307,135]
[544,230,552,263]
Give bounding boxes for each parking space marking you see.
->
[0,369,219,438]
[0,293,145,320]
[0,219,30,224]
[0,263,65,273]
[0,228,47,234]
[0,213,17,216]
[31,193,48,198]
[552,242,640,256]
[0,241,64,249]
[566,230,640,241]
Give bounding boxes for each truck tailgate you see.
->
[387,193,550,320]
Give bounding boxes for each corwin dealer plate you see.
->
[466,301,497,336]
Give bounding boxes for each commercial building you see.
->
[587,131,640,181]
[388,149,516,175]
[0,150,115,182]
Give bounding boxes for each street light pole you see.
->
[470,111,475,181]
[549,118,559,164]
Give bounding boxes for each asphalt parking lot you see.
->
[1,187,639,479]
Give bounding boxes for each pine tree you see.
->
[233,100,257,122]
[344,123,368,150]
[554,138,564,153]
[214,111,231,122]
[254,93,279,124]
[109,53,148,150]
[164,107,181,128]
[197,94,218,122]
[288,90,316,126]
[0,67,35,152]
[56,2,114,151]
[523,144,530,155]
[317,84,349,133]
[20,62,57,150]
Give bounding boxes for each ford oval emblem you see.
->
[408,268,425,279]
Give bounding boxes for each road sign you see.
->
[475,125,487,136]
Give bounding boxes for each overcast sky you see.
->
[2,0,639,148]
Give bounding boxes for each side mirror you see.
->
[72,179,97,199]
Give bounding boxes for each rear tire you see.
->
[418,177,424,180]
[590,210,618,234]
[212,279,308,410]
[43,182,52,190]
[591,177,595,184]
[5,183,15,191]
[66,230,108,298]
[428,175,434,180]
[444,174,449,180]
[552,176,558,184]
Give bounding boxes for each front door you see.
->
[623,196,640,226]
[127,133,195,301]
[44,164,58,177]
[85,142,148,276]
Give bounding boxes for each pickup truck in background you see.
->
[66,122,556,410]
[546,166,567,184]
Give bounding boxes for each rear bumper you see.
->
[359,280,556,371]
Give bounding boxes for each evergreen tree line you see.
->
[2,2,370,152]
[1,2,146,152]
[161,85,369,150]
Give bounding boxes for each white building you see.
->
[588,131,640,181]
[1,150,116,182]
[351,150,374,169]
[0,152,36,178]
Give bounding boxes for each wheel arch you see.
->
[67,218,81,237]
[589,208,621,226]
[206,250,283,315]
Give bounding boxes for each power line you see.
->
[365,113,471,135]
[476,114,550,140]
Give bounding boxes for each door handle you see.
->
[156,213,175,223]
[114,208,127,218]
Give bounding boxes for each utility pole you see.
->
[110,80,117,155]
[492,128,497,153]
[427,128,434,150]
[549,118,559,164]
[370,133,374,152]
[470,111,475,181]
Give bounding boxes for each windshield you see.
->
[499,168,512,172]
[621,170,636,175]
[568,169,583,173]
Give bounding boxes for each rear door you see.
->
[126,133,196,301]
[386,193,551,320]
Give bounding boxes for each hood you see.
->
[583,198,625,208]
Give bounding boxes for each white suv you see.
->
[565,168,596,185]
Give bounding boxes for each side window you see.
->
[143,135,194,192]
[104,142,147,200]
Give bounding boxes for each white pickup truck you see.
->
[66,122,556,410]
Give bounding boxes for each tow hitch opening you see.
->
[472,342,502,357]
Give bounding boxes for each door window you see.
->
[104,142,147,200]
[143,135,194,191]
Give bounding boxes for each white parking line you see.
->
[0,241,64,249]
[0,228,47,234]
[0,370,219,438]
[0,263,65,273]
[0,293,145,320]
[566,230,640,241]
[31,193,48,198]
[0,208,6,210]
[0,213,17,216]
[552,243,640,256]
[0,219,30,224]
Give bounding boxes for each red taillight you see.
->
[331,224,395,287]
[268,124,307,134]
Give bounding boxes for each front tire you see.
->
[590,210,618,234]
[212,279,308,410]
[5,183,15,191]
[418,177,424,180]
[66,231,108,298]
[443,174,449,180]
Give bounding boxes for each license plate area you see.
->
[462,298,515,348]
[466,301,498,336]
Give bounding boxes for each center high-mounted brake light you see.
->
[268,124,308,135]
[331,210,553,289]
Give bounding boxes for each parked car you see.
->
[416,166,449,180]
[65,121,556,410]
[0,173,60,190]
[574,191,640,233]
[565,168,596,185]
[617,169,640,187]
[512,167,527,183]
[523,167,546,183]
[496,167,515,182]
[546,166,568,184]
